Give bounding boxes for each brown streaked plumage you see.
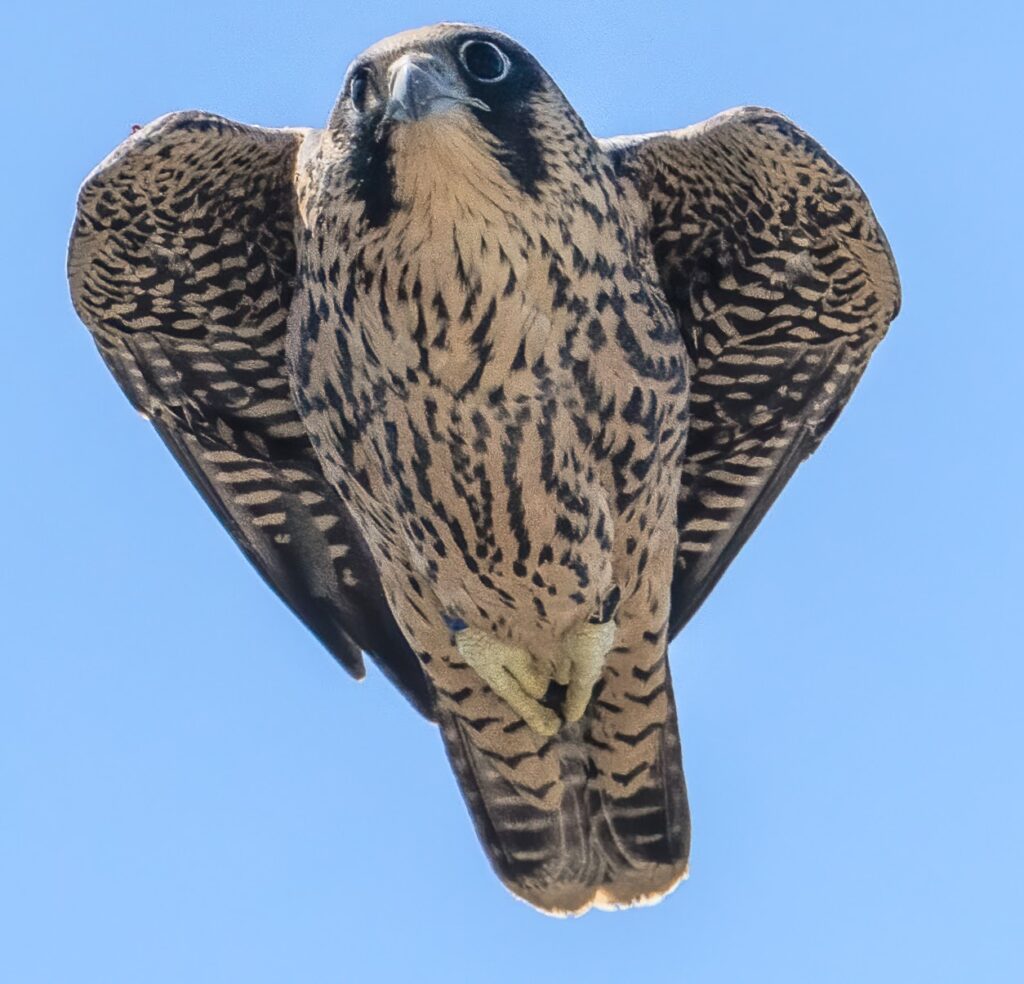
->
[67,23,900,915]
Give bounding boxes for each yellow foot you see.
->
[455,628,560,736]
[561,621,617,723]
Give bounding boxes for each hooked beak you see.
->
[384,54,489,122]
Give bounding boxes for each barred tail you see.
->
[437,662,690,915]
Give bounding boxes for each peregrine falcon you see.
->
[68,23,900,914]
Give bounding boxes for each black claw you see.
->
[540,680,568,714]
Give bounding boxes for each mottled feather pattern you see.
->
[68,26,899,915]
[604,108,900,634]
[68,112,434,715]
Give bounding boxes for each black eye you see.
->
[459,40,510,82]
[350,69,370,112]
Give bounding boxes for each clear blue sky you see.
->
[3,2,1021,981]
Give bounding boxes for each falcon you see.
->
[68,23,900,914]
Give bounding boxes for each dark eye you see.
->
[459,40,510,82]
[350,69,370,112]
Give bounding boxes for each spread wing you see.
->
[603,108,901,639]
[68,111,433,717]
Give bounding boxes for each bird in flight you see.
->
[68,23,900,915]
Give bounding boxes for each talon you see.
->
[553,654,572,687]
[562,620,616,722]
[455,627,560,735]
[507,653,550,700]
[451,621,616,732]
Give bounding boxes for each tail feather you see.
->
[438,661,690,915]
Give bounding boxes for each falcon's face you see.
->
[325,24,596,227]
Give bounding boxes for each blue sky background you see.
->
[3,2,1022,981]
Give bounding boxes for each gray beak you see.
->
[385,54,489,122]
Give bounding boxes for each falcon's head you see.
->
[324,24,598,227]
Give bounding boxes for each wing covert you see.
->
[603,108,900,638]
[68,111,433,717]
